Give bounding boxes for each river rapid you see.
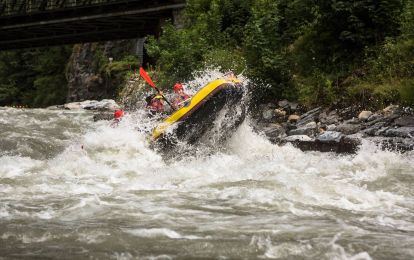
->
[1,104,414,259]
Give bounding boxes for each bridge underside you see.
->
[0,0,185,50]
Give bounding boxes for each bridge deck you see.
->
[0,0,185,50]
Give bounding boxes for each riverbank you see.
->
[253,101,414,153]
[55,96,414,153]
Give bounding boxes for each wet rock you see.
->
[334,123,361,135]
[366,113,383,122]
[64,102,82,110]
[284,135,313,142]
[394,116,414,127]
[82,99,120,111]
[262,123,286,141]
[361,121,388,136]
[262,109,274,121]
[255,101,413,153]
[319,110,340,125]
[288,121,318,136]
[297,107,322,126]
[384,127,414,138]
[317,131,344,143]
[46,105,64,110]
[343,117,360,124]
[288,134,360,153]
[93,112,113,121]
[358,111,372,121]
[288,114,300,122]
[366,136,414,152]
[326,124,337,131]
[62,99,120,111]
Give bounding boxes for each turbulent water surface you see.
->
[1,104,414,259]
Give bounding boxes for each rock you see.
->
[317,131,344,143]
[288,124,318,137]
[284,135,313,142]
[358,110,372,121]
[305,121,317,128]
[343,117,360,124]
[93,112,113,121]
[262,109,274,121]
[384,127,414,138]
[278,100,289,108]
[262,123,286,140]
[376,126,391,136]
[361,121,387,136]
[64,102,82,110]
[326,124,337,131]
[367,113,382,122]
[286,134,360,153]
[288,114,300,122]
[394,116,414,127]
[46,105,64,110]
[67,40,138,102]
[383,105,399,116]
[289,102,299,111]
[297,107,322,126]
[338,106,360,120]
[274,108,287,118]
[334,123,361,135]
[62,99,120,111]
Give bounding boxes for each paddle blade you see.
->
[139,67,156,88]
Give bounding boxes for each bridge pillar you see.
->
[134,37,146,66]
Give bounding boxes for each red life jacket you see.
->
[173,93,191,108]
[148,98,164,112]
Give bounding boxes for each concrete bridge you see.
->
[0,0,185,50]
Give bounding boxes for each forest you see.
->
[0,0,413,108]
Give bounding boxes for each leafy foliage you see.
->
[0,46,71,107]
[146,0,413,108]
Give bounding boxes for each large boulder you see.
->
[63,99,120,111]
[394,116,414,127]
[262,123,286,140]
[384,127,414,138]
[63,102,82,110]
[81,99,120,111]
[319,110,341,125]
[316,131,344,143]
[284,135,313,142]
[358,110,372,121]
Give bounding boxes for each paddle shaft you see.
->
[153,86,175,110]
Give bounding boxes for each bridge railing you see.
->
[0,0,128,17]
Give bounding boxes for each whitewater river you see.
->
[1,107,413,259]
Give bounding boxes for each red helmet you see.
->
[114,110,124,119]
[173,83,183,92]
